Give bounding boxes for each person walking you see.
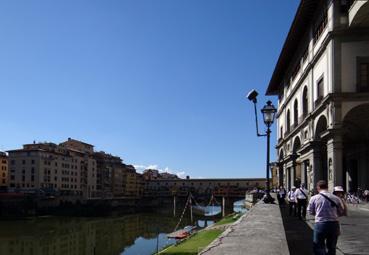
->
[308,180,345,255]
[287,186,297,216]
[364,188,369,202]
[277,186,286,205]
[295,183,308,220]
[333,186,348,217]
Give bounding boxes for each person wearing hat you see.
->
[287,186,297,216]
[308,180,345,255]
[364,188,369,202]
[333,186,348,217]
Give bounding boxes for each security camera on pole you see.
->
[246,89,277,204]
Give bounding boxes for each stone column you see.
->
[311,145,322,192]
[290,167,295,189]
[292,158,297,187]
[291,154,302,187]
[278,162,284,187]
[300,161,306,186]
[303,160,309,188]
[327,135,344,190]
[285,167,289,190]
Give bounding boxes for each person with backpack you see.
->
[294,183,308,220]
[308,180,345,255]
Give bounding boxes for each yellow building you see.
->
[270,162,279,189]
[121,165,143,198]
[7,139,97,199]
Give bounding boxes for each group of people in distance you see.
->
[276,180,348,255]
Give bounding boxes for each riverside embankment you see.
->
[200,196,369,255]
[201,199,289,255]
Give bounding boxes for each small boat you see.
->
[167,226,195,239]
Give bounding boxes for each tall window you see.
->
[358,58,369,92]
[302,86,308,117]
[293,99,298,127]
[286,110,291,134]
[316,77,324,104]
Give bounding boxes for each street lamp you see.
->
[261,101,277,127]
[246,89,276,203]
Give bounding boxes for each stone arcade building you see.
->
[267,0,369,192]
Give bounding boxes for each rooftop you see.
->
[266,0,319,95]
[61,137,94,147]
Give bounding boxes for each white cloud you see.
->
[176,171,186,179]
[133,163,186,178]
[132,165,148,173]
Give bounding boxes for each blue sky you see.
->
[0,0,299,178]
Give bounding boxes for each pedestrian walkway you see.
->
[201,197,369,255]
[283,201,369,255]
[330,206,369,255]
[278,202,313,255]
[200,199,289,255]
[299,202,369,255]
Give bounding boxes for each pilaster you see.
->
[327,135,344,190]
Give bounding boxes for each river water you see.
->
[0,201,246,255]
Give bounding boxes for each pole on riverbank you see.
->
[222,196,225,217]
[190,196,193,224]
[173,195,176,217]
[156,227,159,254]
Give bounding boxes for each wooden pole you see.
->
[190,195,193,224]
[173,195,176,217]
[222,196,225,217]
[156,226,159,254]
[189,193,193,225]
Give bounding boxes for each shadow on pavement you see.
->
[278,202,314,255]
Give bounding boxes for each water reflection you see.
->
[0,202,245,255]
[234,199,247,214]
[0,214,182,255]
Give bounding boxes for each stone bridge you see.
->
[143,178,266,215]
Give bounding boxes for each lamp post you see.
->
[247,89,277,203]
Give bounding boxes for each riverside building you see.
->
[267,0,369,192]
[94,151,124,198]
[122,164,144,198]
[0,152,8,189]
[7,139,97,198]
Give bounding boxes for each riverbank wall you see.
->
[0,194,189,217]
